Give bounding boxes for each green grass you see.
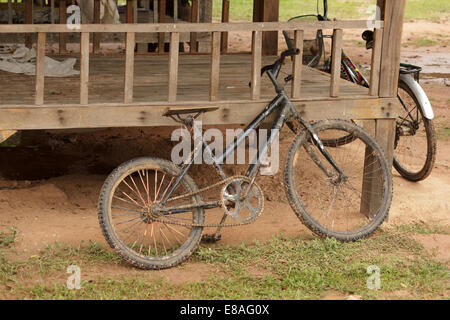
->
[1,0,448,23]
[0,226,448,300]
[403,38,439,48]
[398,223,450,235]
[212,0,450,22]
[0,227,17,248]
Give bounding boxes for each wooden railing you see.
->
[0,20,385,107]
[2,0,208,54]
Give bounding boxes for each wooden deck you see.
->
[0,54,369,105]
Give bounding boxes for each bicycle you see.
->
[284,0,437,182]
[98,49,393,270]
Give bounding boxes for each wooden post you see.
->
[173,0,178,22]
[25,0,33,48]
[7,0,12,25]
[124,32,136,104]
[59,0,67,54]
[35,32,46,105]
[360,119,395,217]
[210,32,221,101]
[153,0,158,23]
[93,0,101,54]
[361,0,405,218]
[291,30,304,99]
[168,32,180,103]
[190,0,199,53]
[378,0,406,98]
[133,0,138,23]
[330,29,343,97]
[50,0,55,24]
[369,28,383,96]
[80,32,90,105]
[253,0,279,56]
[377,0,405,164]
[158,0,166,53]
[251,31,262,100]
[220,0,230,53]
[127,0,134,23]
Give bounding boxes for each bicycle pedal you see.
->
[201,234,222,243]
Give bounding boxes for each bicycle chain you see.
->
[150,175,265,228]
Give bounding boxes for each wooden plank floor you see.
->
[0,54,369,106]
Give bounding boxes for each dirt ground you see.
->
[0,21,449,293]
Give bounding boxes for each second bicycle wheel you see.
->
[393,78,437,181]
[284,120,393,241]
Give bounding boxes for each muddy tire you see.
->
[98,157,204,270]
[393,79,437,181]
[284,120,393,241]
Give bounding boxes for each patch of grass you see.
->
[437,126,450,141]
[403,39,439,48]
[186,232,448,299]
[398,223,450,235]
[0,227,17,248]
[212,0,450,22]
[25,277,175,300]
[1,230,449,300]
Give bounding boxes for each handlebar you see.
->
[248,48,300,89]
[262,48,300,78]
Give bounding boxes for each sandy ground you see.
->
[0,21,449,289]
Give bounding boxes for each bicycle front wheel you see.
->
[284,120,393,241]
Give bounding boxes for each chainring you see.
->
[220,177,264,224]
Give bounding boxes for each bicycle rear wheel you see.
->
[98,157,204,270]
[393,78,436,181]
[284,120,393,241]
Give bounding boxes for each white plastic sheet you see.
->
[0,47,79,77]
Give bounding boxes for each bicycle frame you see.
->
[155,61,346,217]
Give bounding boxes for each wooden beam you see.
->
[291,30,304,99]
[35,32,46,105]
[210,32,221,101]
[168,32,180,103]
[251,31,262,100]
[221,0,230,53]
[369,28,383,96]
[330,29,343,97]
[80,32,90,105]
[0,98,397,130]
[59,0,67,54]
[93,0,101,53]
[0,20,382,34]
[378,0,406,97]
[190,0,199,53]
[124,32,136,104]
